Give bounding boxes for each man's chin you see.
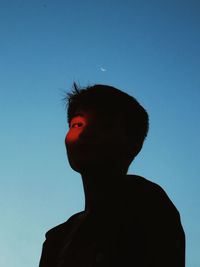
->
[69,159,122,175]
[70,162,101,174]
[70,163,123,175]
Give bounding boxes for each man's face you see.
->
[65,109,130,173]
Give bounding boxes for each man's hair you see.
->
[66,83,149,160]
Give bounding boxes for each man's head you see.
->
[65,83,149,174]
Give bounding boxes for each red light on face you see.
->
[66,115,87,143]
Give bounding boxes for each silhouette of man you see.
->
[39,84,185,267]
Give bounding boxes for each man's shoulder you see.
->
[125,174,166,194]
[45,211,83,240]
[124,174,180,215]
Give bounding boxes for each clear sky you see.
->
[0,0,199,266]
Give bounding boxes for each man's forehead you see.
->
[72,108,124,124]
[72,109,96,119]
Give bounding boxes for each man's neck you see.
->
[81,169,127,213]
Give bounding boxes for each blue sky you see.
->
[0,0,199,266]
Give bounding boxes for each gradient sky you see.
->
[0,0,200,266]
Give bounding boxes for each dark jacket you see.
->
[39,175,185,267]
